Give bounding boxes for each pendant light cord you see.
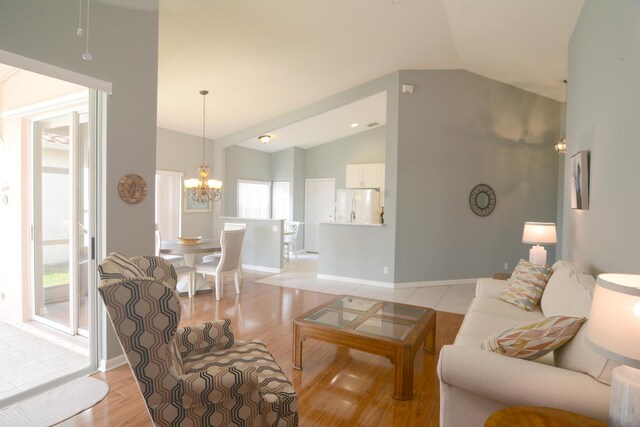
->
[86,0,91,54]
[202,91,206,162]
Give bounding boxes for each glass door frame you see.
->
[29,96,93,338]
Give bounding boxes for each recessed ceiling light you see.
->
[350,123,358,128]
[258,135,271,144]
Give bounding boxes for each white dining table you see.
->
[160,238,221,267]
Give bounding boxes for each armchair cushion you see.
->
[180,364,260,408]
[176,319,236,357]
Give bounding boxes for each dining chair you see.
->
[195,228,246,300]
[154,224,184,266]
[283,221,300,260]
[97,252,299,427]
[202,222,246,279]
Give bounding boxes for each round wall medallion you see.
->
[118,174,147,204]
[469,184,496,217]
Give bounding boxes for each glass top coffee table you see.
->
[292,295,436,400]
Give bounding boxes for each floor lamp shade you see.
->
[522,222,557,266]
[586,274,640,427]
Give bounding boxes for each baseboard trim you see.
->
[316,274,394,288]
[242,264,282,274]
[316,274,478,289]
[99,354,127,372]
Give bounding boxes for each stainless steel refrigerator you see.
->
[335,189,382,224]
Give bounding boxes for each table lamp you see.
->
[586,274,640,427]
[522,222,557,266]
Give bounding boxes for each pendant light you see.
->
[184,90,222,203]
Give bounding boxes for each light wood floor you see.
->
[60,270,464,426]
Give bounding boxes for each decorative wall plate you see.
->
[469,184,496,217]
[118,174,147,204]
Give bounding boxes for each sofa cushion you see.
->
[455,334,554,365]
[98,251,146,282]
[467,297,544,324]
[541,269,594,318]
[500,259,552,311]
[554,320,619,385]
[481,316,586,360]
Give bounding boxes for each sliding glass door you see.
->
[32,107,92,337]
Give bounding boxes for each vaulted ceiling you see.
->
[157,0,584,141]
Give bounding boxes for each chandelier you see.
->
[184,90,222,203]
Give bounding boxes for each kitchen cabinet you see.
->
[346,163,384,189]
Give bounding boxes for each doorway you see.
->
[31,108,92,336]
[304,178,335,253]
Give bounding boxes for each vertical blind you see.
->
[237,180,271,219]
[271,181,290,221]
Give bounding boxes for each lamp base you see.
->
[528,245,547,266]
[609,365,640,427]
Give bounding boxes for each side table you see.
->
[485,406,607,427]
[492,272,511,280]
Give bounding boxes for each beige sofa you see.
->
[437,261,615,426]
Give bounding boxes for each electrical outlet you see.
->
[383,266,388,274]
[504,262,509,271]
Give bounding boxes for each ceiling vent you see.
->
[367,122,379,128]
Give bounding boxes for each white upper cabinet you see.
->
[346,163,385,189]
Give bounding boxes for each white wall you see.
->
[0,0,159,360]
[563,0,640,275]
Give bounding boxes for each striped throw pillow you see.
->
[98,252,146,282]
[481,316,586,360]
[500,259,552,311]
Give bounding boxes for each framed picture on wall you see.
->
[570,150,590,210]
[184,194,212,213]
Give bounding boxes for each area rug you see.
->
[0,376,109,426]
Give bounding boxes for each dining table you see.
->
[160,238,221,293]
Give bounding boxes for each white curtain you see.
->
[271,181,290,221]
[155,171,182,239]
[238,180,271,219]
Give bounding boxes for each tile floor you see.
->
[0,322,88,402]
[256,253,477,315]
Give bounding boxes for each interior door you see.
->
[304,178,335,253]
[32,107,92,336]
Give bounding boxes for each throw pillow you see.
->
[98,251,146,282]
[500,259,552,311]
[481,315,586,360]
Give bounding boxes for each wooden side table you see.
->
[492,272,511,280]
[485,406,607,427]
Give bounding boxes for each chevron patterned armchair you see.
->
[98,252,298,427]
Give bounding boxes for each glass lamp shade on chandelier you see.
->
[184,90,222,203]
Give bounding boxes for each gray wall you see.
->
[305,126,386,188]
[224,145,272,216]
[292,147,306,222]
[0,2,159,360]
[220,218,283,270]
[562,0,640,275]
[394,70,561,282]
[156,127,215,238]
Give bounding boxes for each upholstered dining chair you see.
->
[195,228,245,301]
[98,252,298,427]
[154,224,184,265]
[202,222,246,279]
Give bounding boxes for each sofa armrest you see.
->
[176,319,235,357]
[180,364,259,408]
[437,344,610,421]
[475,278,507,298]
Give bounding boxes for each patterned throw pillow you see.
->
[500,259,552,311]
[481,316,586,360]
[98,251,146,282]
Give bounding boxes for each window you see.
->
[155,170,183,240]
[272,181,291,221]
[238,180,271,219]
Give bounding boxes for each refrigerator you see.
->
[335,189,382,224]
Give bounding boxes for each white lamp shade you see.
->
[522,222,557,245]
[183,178,199,189]
[586,274,640,369]
[208,179,222,189]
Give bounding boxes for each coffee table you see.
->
[292,295,436,400]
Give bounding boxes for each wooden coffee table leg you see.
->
[292,323,303,370]
[393,346,413,400]
[424,321,436,354]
